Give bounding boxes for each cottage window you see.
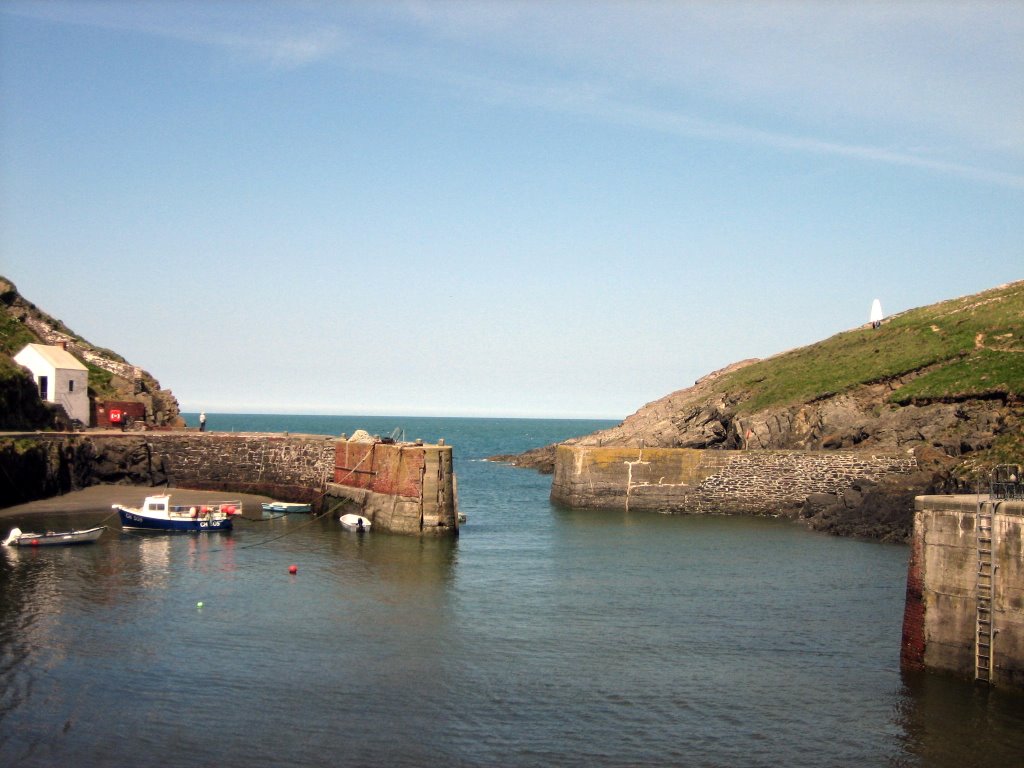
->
[69,380,74,392]
[38,375,48,399]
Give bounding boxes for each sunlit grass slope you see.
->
[713,281,1024,414]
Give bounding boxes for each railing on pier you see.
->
[991,464,1023,500]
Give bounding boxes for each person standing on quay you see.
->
[199,412,207,432]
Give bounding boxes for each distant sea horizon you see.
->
[180,410,624,422]
[176,412,620,464]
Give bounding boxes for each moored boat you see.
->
[114,494,242,532]
[3,526,106,547]
[339,513,371,532]
[261,501,312,513]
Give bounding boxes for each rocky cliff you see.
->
[495,281,1024,541]
[0,276,183,429]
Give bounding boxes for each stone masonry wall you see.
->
[0,433,457,536]
[1,433,335,507]
[901,497,1024,689]
[147,433,337,502]
[551,445,918,514]
[327,440,457,536]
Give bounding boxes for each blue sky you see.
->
[1,2,1021,419]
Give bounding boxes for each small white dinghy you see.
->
[4,526,106,547]
[339,513,371,532]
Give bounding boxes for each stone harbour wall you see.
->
[550,445,918,514]
[0,432,337,506]
[326,440,457,536]
[901,496,1024,689]
[0,432,457,536]
[148,433,338,502]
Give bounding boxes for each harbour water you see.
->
[2,415,1023,767]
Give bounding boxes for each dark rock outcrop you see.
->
[0,368,55,431]
[0,435,173,508]
[561,373,1016,458]
[488,444,558,474]
[797,446,961,542]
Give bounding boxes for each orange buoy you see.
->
[288,564,298,574]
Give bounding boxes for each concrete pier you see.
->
[550,444,917,514]
[901,495,1024,689]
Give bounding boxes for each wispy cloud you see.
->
[6,0,1022,187]
[213,27,345,69]
[597,96,1024,190]
[2,0,346,69]
[365,25,1024,190]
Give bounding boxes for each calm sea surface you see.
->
[2,414,1023,767]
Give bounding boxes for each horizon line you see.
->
[177,409,624,422]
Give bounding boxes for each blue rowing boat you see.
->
[261,502,312,513]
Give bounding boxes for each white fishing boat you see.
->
[339,513,371,532]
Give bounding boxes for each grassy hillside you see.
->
[716,281,1023,414]
[1,276,182,428]
[0,307,39,358]
[0,306,54,428]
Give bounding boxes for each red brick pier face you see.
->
[900,529,926,672]
[330,439,456,535]
[334,441,426,497]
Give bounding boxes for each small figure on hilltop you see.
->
[870,298,884,329]
[199,412,207,432]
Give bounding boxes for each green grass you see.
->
[1,286,124,398]
[0,312,39,357]
[891,349,1024,404]
[711,281,1024,414]
[86,362,118,399]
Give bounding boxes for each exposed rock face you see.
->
[566,367,1016,458]
[0,369,54,431]
[0,435,174,507]
[0,276,183,428]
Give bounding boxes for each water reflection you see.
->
[893,669,1024,767]
[5,491,1024,767]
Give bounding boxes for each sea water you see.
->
[1,415,1023,767]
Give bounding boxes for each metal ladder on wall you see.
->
[975,503,994,684]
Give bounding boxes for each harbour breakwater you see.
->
[0,432,457,536]
[550,444,918,514]
[901,495,1024,689]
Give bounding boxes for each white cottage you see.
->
[13,343,90,425]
